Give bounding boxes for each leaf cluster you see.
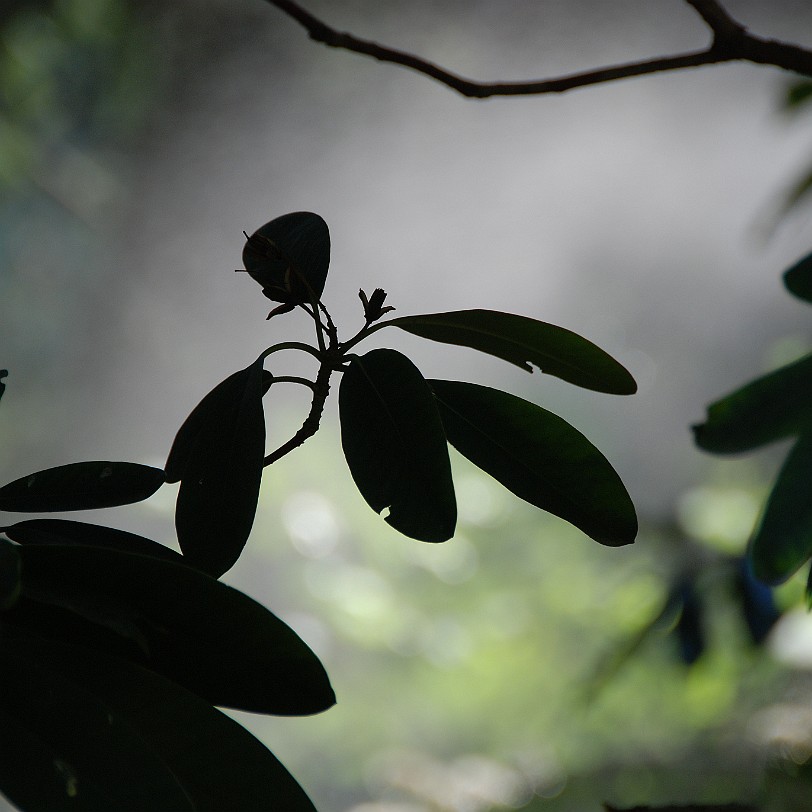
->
[693,252,812,591]
[0,212,639,810]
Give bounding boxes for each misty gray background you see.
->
[4,0,812,524]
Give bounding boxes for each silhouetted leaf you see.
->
[784,251,812,304]
[429,380,637,546]
[339,349,456,542]
[3,519,184,564]
[0,538,21,611]
[0,369,7,403]
[165,367,272,483]
[242,211,330,305]
[9,545,335,715]
[1,628,318,812]
[749,433,812,584]
[0,645,194,812]
[0,461,165,512]
[390,309,636,394]
[173,357,266,577]
[692,354,812,453]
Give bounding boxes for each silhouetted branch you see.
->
[264,0,812,98]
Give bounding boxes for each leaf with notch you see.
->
[749,433,812,584]
[173,357,267,577]
[3,519,184,564]
[390,309,636,394]
[339,349,456,542]
[692,353,812,454]
[0,461,165,512]
[2,627,318,811]
[429,380,637,546]
[8,545,335,715]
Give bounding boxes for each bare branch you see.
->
[264,0,812,99]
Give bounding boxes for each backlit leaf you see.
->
[0,645,194,812]
[749,433,812,584]
[429,380,637,546]
[165,366,272,483]
[0,461,165,512]
[173,357,266,577]
[3,519,184,564]
[1,628,318,812]
[692,353,812,453]
[8,545,335,715]
[339,349,456,542]
[390,309,636,394]
[242,212,330,305]
[0,538,20,611]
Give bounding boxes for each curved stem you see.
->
[266,0,812,97]
[268,375,318,391]
[264,361,333,465]
[259,341,322,362]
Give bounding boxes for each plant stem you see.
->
[263,361,333,465]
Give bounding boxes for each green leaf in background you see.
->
[0,647,194,812]
[339,349,456,542]
[429,380,637,546]
[1,628,319,812]
[783,251,812,304]
[749,433,812,584]
[9,545,336,715]
[692,353,812,453]
[2,519,185,564]
[0,461,165,512]
[390,309,637,394]
[242,211,330,305]
[0,537,21,611]
[173,357,266,578]
[165,366,272,483]
[785,79,812,109]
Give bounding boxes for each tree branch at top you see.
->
[264,0,812,99]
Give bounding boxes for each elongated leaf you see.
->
[390,309,636,395]
[242,212,330,305]
[0,461,165,512]
[0,369,7,403]
[784,251,812,304]
[0,646,194,812]
[429,380,637,546]
[2,628,318,812]
[8,545,335,715]
[174,357,266,577]
[0,537,21,610]
[749,433,812,584]
[693,353,812,453]
[339,349,456,542]
[3,519,184,564]
[166,367,272,483]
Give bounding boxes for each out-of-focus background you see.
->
[3,1,812,810]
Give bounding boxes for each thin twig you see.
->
[263,361,332,465]
[264,0,812,99]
